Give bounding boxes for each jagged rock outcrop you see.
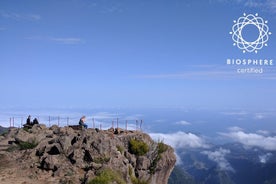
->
[0,124,176,184]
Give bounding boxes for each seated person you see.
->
[79,116,88,129]
[26,115,32,125]
[33,118,39,125]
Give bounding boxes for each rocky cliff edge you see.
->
[0,124,176,184]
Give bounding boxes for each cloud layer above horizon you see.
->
[220,127,276,151]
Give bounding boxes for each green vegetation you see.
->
[116,145,124,154]
[149,156,160,174]
[0,126,8,135]
[157,141,168,154]
[129,166,148,184]
[79,177,86,184]
[88,169,126,184]
[7,138,38,151]
[93,156,110,164]
[129,139,149,156]
[0,131,8,137]
[65,169,74,177]
[6,145,18,152]
[23,126,30,132]
[131,178,149,184]
[60,179,74,184]
[18,139,38,150]
[149,141,168,174]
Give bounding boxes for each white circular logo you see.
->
[230,13,272,53]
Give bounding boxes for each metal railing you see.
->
[6,116,144,131]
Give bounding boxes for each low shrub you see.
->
[131,176,149,184]
[18,139,38,150]
[93,156,110,164]
[157,141,168,154]
[116,145,124,154]
[150,141,168,174]
[6,145,19,152]
[88,169,126,184]
[129,139,149,156]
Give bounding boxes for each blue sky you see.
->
[0,0,276,110]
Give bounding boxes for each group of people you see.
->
[24,115,88,129]
[24,115,39,128]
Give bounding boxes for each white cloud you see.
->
[0,11,41,21]
[136,68,276,81]
[268,0,276,11]
[256,130,270,135]
[25,36,84,45]
[28,14,41,21]
[244,0,262,8]
[50,37,84,44]
[214,0,276,14]
[90,112,119,119]
[228,126,243,132]
[123,114,143,120]
[254,113,265,120]
[175,120,191,126]
[150,131,209,165]
[219,129,276,151]
[154,119,166,123]
[259,153,272,163]
[137,71,235,80]
[222,111,248,116]
[149,131,209,150]
[245,0,276,13]
[202,148,234,172]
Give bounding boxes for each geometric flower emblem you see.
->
[230,13,272,53]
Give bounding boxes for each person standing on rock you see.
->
[79,116,88,129]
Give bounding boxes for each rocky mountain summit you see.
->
[0,124,176,184]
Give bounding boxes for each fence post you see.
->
[125,120,128,132]
[48,116,51,127]
[9,117,11,128]
[140,120,143,131]
[12,117,14,127]
[116,118,119,129]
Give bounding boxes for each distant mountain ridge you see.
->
[0,126,8,135]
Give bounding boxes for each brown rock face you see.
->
[0,125,176,184]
